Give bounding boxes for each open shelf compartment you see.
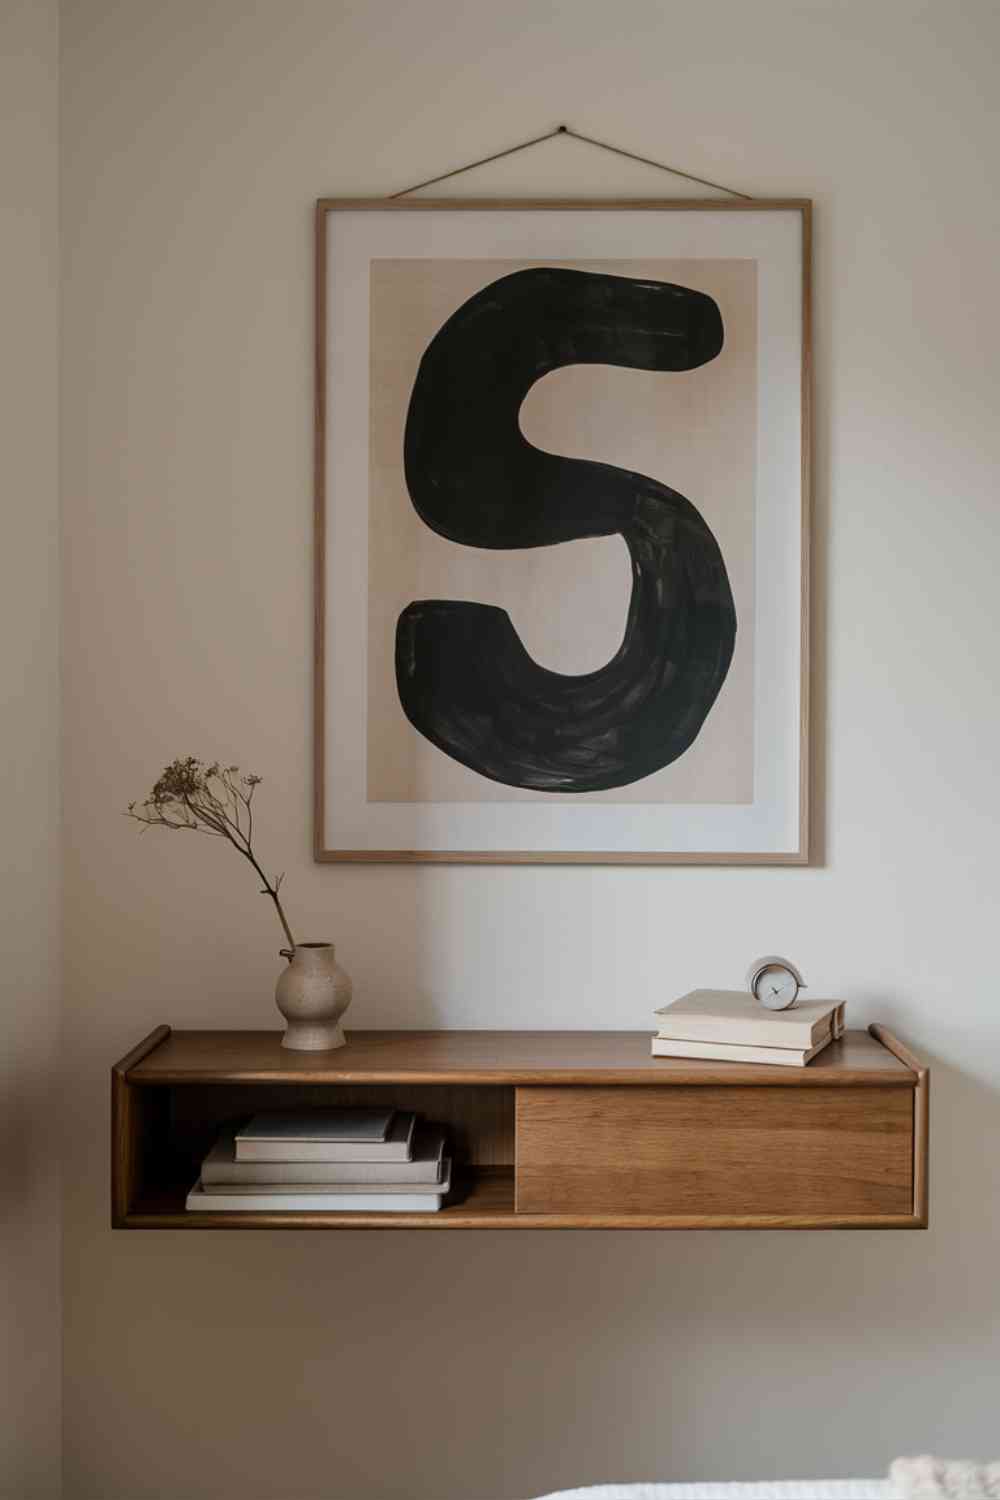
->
[112,1026,927,1230]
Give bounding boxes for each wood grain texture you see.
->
[313,198,329,861]
[799,198,813,858]
[111,1026,925,1230]
[316,198,813,212]
[515,1084,914,1217]
[111,1075,170,1227]
[914,1065,929,1225]
[110,1071,134,1226]
[119,1168,922,1231]
[111,1026,172,1225]
[313,197,812,865]
[869,1024,929,1224]
[314,849,812,866]
[124,1028,915,1087]
[111,1023,171,1076]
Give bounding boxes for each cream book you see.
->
[650,1034,835,1068]
[235,1111,415,1162]
[186,1160,451,1213]
[654,990,846,1049]
[202,1124,446,1186]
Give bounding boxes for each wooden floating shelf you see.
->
[112,1025,928,1231]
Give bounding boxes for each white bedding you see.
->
[533,1484,895,1499]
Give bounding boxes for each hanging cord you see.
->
[390,123,752,200]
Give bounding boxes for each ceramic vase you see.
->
[275,942,351,1051]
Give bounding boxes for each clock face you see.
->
[756,964,799,1010]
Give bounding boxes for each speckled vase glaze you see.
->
[275,942,351,1051]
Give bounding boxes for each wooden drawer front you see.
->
[516,1086,914,1218]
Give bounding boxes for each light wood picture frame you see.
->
[315,198,811,864]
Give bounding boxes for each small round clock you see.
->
[746,955,806,1011]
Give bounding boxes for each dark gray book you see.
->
[203,1123,445,1185]
[235,1110,415,1162]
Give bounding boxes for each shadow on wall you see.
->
[0,1029,61,1498]
[65,1032,1000,1500]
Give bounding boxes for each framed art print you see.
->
[314,198,811,863]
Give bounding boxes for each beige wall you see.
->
[60,2,1000,1498]
[1,2,62,1497]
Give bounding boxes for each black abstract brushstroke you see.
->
[395,266,736,793]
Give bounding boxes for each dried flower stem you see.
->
[126,758,296,949]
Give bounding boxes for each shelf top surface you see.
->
[123,1027,916,1086]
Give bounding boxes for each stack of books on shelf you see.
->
[651,989,847,1068]
[185,1107,451,1213]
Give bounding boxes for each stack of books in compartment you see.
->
[651,990,846,1067]
[185,1107,451,1213]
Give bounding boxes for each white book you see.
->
[235,1111,415,1162]
[186,1160,451,1213]
[202,1124,446,1186]
[654,990,846,1049]
[651,1034,835,1068]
